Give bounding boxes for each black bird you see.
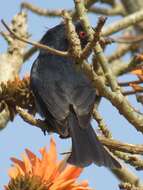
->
[30,22,121,168]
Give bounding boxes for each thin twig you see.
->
[81,16,107,59]
[100,137,143,155]
[102,9,143,36]
[122,89,143,96]
[112,56,143,76]
[21,2,66,17]
[16,106,48,133]
[112,34,143,44]
[16,107,143,155]
[74,0,120,92]
[119,182,140,190]
[108,44,137,62]
[119,79,143,87]
[93,108,112,138]
[62,10,82,59]
[115,151,143,170]
[89,3,125,16]
[1,19,68,57]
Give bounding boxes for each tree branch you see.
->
[0,12,28,129]
[102,9,143,36]
[1,19,68,58]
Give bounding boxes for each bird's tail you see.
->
[67,110,121,168]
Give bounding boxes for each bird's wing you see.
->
[31,59,70,122]
[35,79,70,121]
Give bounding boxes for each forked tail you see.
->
[67,110,121,168]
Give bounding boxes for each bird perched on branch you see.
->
[30,21,121,168]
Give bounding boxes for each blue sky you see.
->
[0,1,143,189]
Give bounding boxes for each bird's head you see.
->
[40,21,88,51]
[74,21,88,48]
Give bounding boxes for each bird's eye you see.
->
[79,31,86,39]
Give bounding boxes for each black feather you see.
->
[30,22,121,168]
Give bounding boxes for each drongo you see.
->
[30,22,121,168]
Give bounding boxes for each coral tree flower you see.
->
[5,138,91,190]
[130,67,143,92]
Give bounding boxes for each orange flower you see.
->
[132,69,143,81]
[131,62,143,81]
[130,65,143,94]
[129,83,143,91]
[132,69,143,76]
[5,138,91,190]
